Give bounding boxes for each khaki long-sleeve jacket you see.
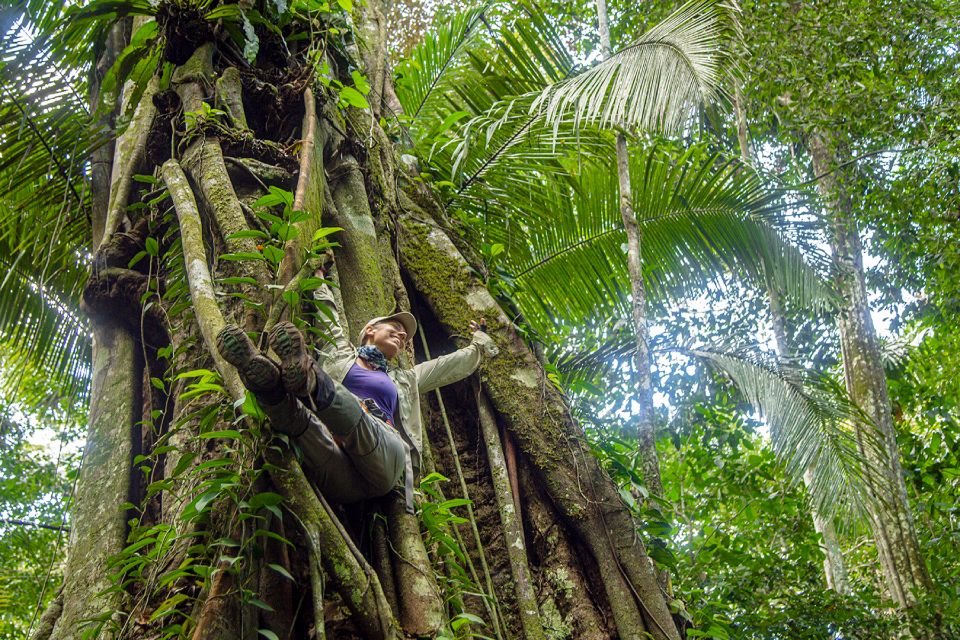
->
[313,285,495,471]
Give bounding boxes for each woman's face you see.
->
[364,320,407,359]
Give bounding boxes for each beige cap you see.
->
[358,311,418,344]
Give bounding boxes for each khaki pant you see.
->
[264,383,407,504]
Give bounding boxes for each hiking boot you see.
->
[269,321,319,398]
[216,325,283,403]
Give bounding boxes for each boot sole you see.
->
[216,326,279,391]
[270,322,312,397]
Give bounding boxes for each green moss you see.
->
[539,597,573,640]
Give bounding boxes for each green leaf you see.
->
[452,612,486,630]
[205,4,243,20]
[248,598,275,612]
[438,498,472,510]
[221,252,266,262]
[128,250,148,268]
[261,244,285,265]
[242,391,266,421]
[351,69,370,95]
[288,209,312,224]
[175,369,217,380]
[420,472,449,485]
[219,276,260,286]
[298,277,327,292]
[258,630,280,640]
[198,430,244,440]
[248,492,284,508]
[335,0,352,11]
[312,227,343,241]
[145,237,159,256]
[268,563,295,581]
[339,86,369,110]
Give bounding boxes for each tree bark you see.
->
[809,130,931,607]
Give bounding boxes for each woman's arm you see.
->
[414,321,498,393]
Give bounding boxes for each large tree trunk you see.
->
[37,4,680,640]
[734,94,850,594]
[809,131,931,608]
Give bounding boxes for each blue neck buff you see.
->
[357,345,388,372]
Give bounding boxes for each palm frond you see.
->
[556,329,884,520]
[0,256,90,401]
[687,345,885,522]
[532,0,742,134]
[394,3,492,121]
[0,8,96,392]
[400,0,581,194]
[485,147,830,334]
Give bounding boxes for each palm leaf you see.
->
[532,0,742,134]
[394,2,492,121]
[486,147,831,335]
[557,330,884,521]
[0,6,97,394]
[687,345,885,522]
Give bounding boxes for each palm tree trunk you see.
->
[809,130,931,607]
[595,0,664,502]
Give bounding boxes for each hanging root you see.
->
[161,158,242,395]
[100,75,159,249]
[29,591,63,640]
[280,87,323,285]
[476,383,546,640]
[189,560,237,640]
[181,140,272,279]
[216,67,248,129]
[309,557,327,640]
[385,495,445,637]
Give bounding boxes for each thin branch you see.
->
[0,518,70,532]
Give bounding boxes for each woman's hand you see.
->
[469,319,499,357]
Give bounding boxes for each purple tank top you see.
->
[343,362,399,424]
